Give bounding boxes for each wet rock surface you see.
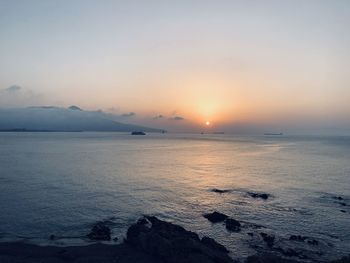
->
[203,211,229,223]
[86,221,111,241]
[248,192,270,200]
[260,233,275,248]
[225,218,241,232]
[126,216,234,263]
[201,236,229,253]
[331,195,348,207]
[211,188,231,194]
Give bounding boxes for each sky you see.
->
[0,0,349,133]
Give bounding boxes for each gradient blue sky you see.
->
[0,0,349,133]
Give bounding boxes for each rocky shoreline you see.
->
[0,216,349,263]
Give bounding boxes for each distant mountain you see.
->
[68,105,82,111]
[0,106,163,132]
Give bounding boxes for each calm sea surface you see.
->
[0,132,349,261]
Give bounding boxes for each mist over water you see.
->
[0,132,349,261]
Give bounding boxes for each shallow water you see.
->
[0,132,349,261]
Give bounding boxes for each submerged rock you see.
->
[126,216,234,263]
[332,196,344,201]
[225,218,241,232]
[248,192,270,200]
[86,221,111,241]
[260,233,275,248]
[203,211,229,223]
[211,188,231,194]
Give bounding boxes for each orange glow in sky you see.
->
[0,1,349,133]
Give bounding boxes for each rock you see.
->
[211,188,231,194]
[201,236,229,253]
[225,218,241,232]
[137,217,150,225]
[126,216,234,263]
[203,211,229,223]
[113,237,119,242]
[340,210,346,213]
[339,202,347,206]
[332,196,344,201]
[260,233,275,247]
[86,221,111,241]
[248,192,270,200]
[49,234,56,240]
[131,131,146,135]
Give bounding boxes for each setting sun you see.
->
[205,121,210,126]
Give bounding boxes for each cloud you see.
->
[153,114,164,119]
[0,85,44,107]
[168,116,184,121]
[121,112,136,117]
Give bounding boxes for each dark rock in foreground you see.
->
[201,236,229,253]
[0,216,348,263]
[260,233,275,248]
[225,218,241,232]
[126,216,234,263]
[248,192,270,200]
[203,211,229,223]
[86,221,111,241]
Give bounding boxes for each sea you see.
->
[0,132,349,261]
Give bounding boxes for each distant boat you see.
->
[131,131,146,135]
[264,133,283,136]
